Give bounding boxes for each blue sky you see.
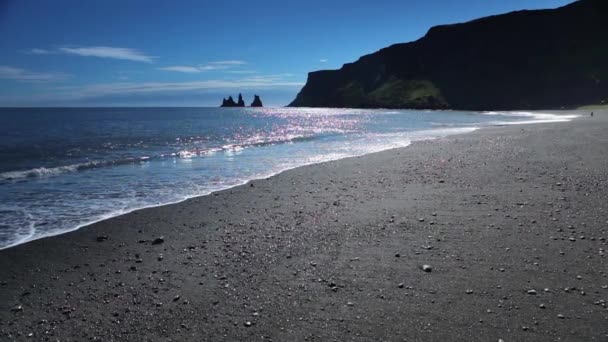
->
[0,0,573,107]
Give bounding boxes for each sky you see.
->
[0,0,573,107]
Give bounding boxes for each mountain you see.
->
[289,0,608,110]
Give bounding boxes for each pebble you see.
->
[421,264,432,272]
[152,236,165,245]
[244,321,252,327]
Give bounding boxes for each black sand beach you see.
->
[1,111,606,341]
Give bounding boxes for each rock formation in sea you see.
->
[250,95,263,107]
[220,94,264,107]
[221,94,246,107]
[221,96,238,107]
[289,0,608,110]
[237,93,245,107]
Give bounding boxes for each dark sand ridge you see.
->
[1,110,606,341]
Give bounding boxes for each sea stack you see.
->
[221,96,237,107]
[221,94,246,107]
[220,94,264,107]
[250,95,263,107]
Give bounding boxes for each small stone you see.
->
[418,218,425,222]
[557,314,565,319]
[421,264,432,272]
[527,289,537,295]
[398,283,404,288]
[466,289,474,294]
[395,253,401,258]
[539,303,546,309]
[173,295,181,302]
[244,321,252,327]
[347,301,354,306]
[96,236,108,242]
[11,304,23,312]
[152,236,165,245]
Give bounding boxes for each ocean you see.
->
[0,107,577,249]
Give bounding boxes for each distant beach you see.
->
[1,109,605,341]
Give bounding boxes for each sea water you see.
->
[0,107,577,249]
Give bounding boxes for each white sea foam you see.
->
[481,111,580,124]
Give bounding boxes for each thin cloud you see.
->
[0,65,69,83]
[158,60,249,73]
[157,66,202,73]
[58,46,155,63]
[320,59,328,63]
[225,70,258,74]
[210,60,247,66]
[24,48,55,55]
[51,76,303,100]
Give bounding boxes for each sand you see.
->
[1,110,606,341]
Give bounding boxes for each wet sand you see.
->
[1,111,607,341]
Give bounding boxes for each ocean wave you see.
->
[0,158,149,183]
[0,133,324,183]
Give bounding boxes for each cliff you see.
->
[289,0,608,110]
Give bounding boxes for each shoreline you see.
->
[1,110,606,341]
[0,110,580,251]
